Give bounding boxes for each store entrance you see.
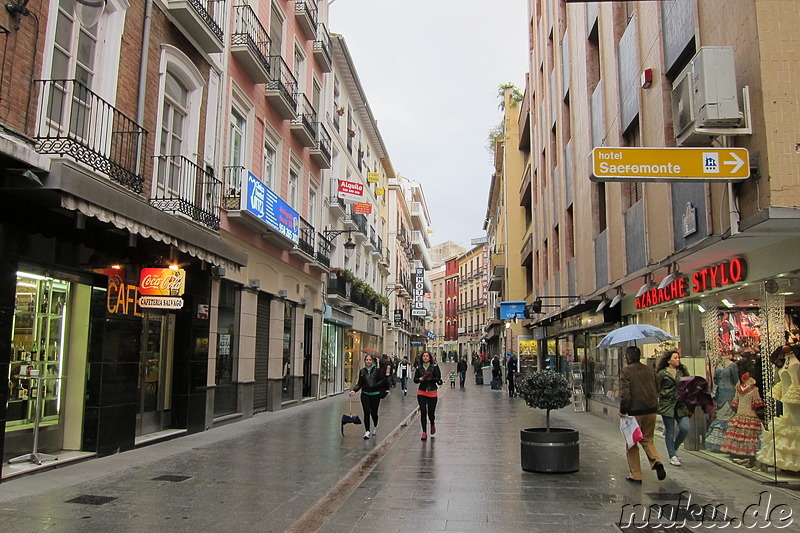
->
[137,311,175,436]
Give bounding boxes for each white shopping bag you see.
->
[620,415,644,449]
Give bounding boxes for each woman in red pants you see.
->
[413,351,442,441]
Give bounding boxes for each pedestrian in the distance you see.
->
[350,354,387,440]
[619,346,667,483]
[657,349,690,466]
[491,355,502,390]
[506,354,518,398]
[449,369,457,388]
[457,356,468,388]
[413,351,442,441]
[396,356,411,396]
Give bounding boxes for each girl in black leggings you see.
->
[413,351,442,441]
[350,354,387,439]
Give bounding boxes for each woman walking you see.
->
[657,349,690,466]
[350,354,387,440]
[413,351,442,441]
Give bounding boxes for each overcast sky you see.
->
[328,0,529,249]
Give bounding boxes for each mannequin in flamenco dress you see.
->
[720,372,764,466]
[756,348,800,471]
[705,358,739,452]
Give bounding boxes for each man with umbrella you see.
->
[619,346,667,483]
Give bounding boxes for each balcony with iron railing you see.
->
[309,122,331,168]
[151,155,221,230]
[221,165,246,210]
[352,212,368,241]
[316,232,332,268]
[34,79,147,194]
[294,0,318,40]
[313,23,332,73]
[166,0,225,53]
[325,179,347,216]
[290,93,318,147]
[231,4,271,83]
[266,56,298,119]
[289,215,315,259]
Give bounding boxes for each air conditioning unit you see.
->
[671,47,746,146]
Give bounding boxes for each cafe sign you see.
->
[636,257,747,309]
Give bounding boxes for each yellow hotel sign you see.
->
[367,172,381,183]
[591,147,749,182]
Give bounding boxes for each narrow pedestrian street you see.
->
[1,363,796,532]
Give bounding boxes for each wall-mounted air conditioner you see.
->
[671,46,752,146]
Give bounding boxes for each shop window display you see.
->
[755,345,800,471]
[8,273,69,430]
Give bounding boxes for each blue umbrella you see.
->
[597,324,673,349]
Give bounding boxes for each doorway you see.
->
[137,311,175,436]
[302,315,313,397]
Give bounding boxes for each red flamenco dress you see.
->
[720,377,764,457]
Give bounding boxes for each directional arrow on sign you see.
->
[724,151,745,174]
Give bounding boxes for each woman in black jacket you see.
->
[413,351,442,441]
[350,354,387,440]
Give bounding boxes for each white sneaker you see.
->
[363,431,371,440]
[669,456,682,466]
[372,426,378,437]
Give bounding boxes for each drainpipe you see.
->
[135,0,154,176]
[721,137,740,236]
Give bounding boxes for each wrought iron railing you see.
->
[222,165,246,210]
[152,155,221,230]
[327,275,350,299]
[352,212,367,235]
[292,93,318,138]
[297,215,315,257]
[295,0,318,28]
[185,0,225,42]
[315,122,332,161]
[267,55,298,107]
[34,79,147,193]
[232,4,271,75]
[314,23,332,65]
[316,233,331,267]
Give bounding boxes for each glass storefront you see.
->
[8,273,69,430]
[282,301,295,401]
[215,280,240,415]
[344,330,361,388]
[320,323,344,397]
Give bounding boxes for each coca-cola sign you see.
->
[139,268,186,296]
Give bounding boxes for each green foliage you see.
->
[497,83,524,110]
[518,371,571,430]
[486,122,504,153]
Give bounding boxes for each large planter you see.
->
[520,427,580,473]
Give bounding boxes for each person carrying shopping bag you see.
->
[350,354,387,440]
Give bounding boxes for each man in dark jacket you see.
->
[456,356,468,388]
[619,346,666,483]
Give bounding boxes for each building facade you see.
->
[456,245,488,358]
[513,0,800,470]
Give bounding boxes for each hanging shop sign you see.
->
[139,268,186,296]
[590,147,750,182]
[394,309,403,325]
[636,257,748,309]
[245,172,299,243]
[375,187,385,196]
[367,172,381,183]
[139,296,185,309]
[353,202,372,214]
[412,268,426,317]
[337,179,364,201]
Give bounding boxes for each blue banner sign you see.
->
[246,172,299,244]
[499,301,527,320]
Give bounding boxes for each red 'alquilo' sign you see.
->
[636,257,747,309]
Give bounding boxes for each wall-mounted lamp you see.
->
[5,0,30,30]
[336,106,345,116]
[211,266,226,278]
[323,227,357,251]
[278,289,288,299]
[610,287,625,308]
[636,273,656,297]
[657,262,683,290]
[248,279,261,289]
[596,294,610,313]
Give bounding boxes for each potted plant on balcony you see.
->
[518,370,579,473]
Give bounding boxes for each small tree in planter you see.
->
[517,370,579,473]
[518,370,571,431]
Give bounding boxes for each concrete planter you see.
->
[520,427,580,473]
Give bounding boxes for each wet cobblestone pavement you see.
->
[1,363,798,532]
